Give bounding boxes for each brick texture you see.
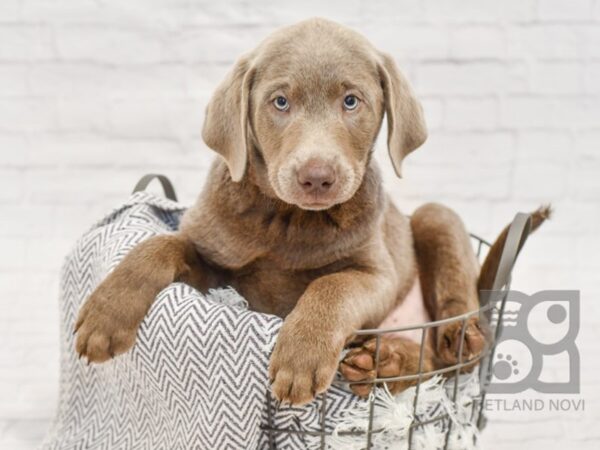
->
[0,1,598,448]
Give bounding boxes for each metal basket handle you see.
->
[490,212,533,292]
[132,173,178,202]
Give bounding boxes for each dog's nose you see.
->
[297,161,336,194]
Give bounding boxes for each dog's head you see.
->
[202,18,427,210]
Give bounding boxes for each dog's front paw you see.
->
[269,323,342,406]
[74,286,144,363]
[436,316,487,366]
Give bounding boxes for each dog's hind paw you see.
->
[339,337,433,397]
[436,317,487,368]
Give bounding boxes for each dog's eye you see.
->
[343,95,359,111]
[273,96,289,111]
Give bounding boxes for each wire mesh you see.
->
[262,233,511,450]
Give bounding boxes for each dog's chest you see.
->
[229,262,313,317]
[227,255,358,317]
[188,208,368,316]
[192,205,372,271]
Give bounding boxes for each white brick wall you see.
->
[1,1,598,448]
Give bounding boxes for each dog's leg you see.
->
[269,262,399,405]
[74,234,219,363]
[410,203,486,368]
[338,204,484,395]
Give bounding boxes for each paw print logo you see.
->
[482,290,580,394]
[493,354,519,380]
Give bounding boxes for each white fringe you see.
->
[329,374,481,450]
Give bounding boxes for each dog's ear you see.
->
[377,52,427,177]
[202,55,255,182]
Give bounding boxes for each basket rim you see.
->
[354,302,494,335]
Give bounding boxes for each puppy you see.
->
[74,18,527,405]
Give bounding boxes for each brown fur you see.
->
[339,206,549,397]
[74,19,543,404]
[478,205,552,292]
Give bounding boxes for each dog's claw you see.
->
[437,317,487,366]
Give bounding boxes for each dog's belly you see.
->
[378,276,431,343]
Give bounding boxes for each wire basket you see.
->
[261,213,535,450]
[132,175,534,450]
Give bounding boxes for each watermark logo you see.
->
[481,290,580,394]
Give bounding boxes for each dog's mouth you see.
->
[283,185,346,211]
[275,189,342,211]
[298,200,335,211]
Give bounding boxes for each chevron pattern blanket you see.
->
[40,192,482,450]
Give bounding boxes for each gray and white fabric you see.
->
[40,192,482,450]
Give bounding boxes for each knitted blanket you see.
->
[40,192,482,450]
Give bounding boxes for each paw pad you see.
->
[493,353,519,380]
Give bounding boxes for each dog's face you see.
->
[250,35,385,210]
[202,19,427,210]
